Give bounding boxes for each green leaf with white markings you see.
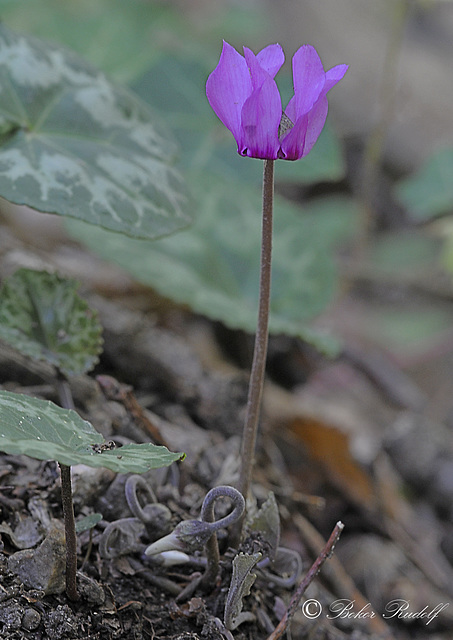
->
[0,24,190,239]
[0,269,103,377]
[0,0,182,83]
[68,188,358,354]
[0,391,184,471]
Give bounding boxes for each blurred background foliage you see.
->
[1,0,453,357]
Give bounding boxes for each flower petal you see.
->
[302,96,329,156]
[279,113,307,161]
[280,96,328,161]
[291,45,326,117]
[239,76,281,159]
[256,43,285,78]
[325,64,349,92]
[243,46,268,90]
[206,41,252,143]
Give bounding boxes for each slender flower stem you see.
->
[235,159,274,536]
[266,521,345,640]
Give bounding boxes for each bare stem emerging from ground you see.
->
[266,521,345,640]
[234,159,274,540]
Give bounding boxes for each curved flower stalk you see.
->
[206,41,348,161]
[206,42,347,544]
[99,475,173,559]
[125,474,172,539]
[145,485,245,588]
[257,547,302,588]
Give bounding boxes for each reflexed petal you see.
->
[291,45,325,117]
[206,41,252,142]
[302,96,329,156]
[243,47,269,91]
[239,76,281,159]
[279,113,308,161]
[256,44,285,78]
[325,64,349,92]
[280,96,328,160]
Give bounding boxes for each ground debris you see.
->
[7,524,66,595]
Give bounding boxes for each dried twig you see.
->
[294,513,396,638]
[97,374,168,447]
[266,521,344,640]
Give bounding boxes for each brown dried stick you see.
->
[97,374,168,448]
[266,521,344,640]
[294,514,395,639]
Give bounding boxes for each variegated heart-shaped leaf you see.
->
[0,269,103,377]
[0,24,190,239]
[0,391,184,472]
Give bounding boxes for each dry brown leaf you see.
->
[288,417,376,511]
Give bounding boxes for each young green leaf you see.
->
[0,24,190,239]
[0,269,103,377]
[75,513,103,534]
[0,391,184,472]
[224,552,262,630]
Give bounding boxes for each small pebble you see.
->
[22,608,41,631]
[7,524,66,595]
[77,573,105,605]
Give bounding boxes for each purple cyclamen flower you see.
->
[206,41,348,161]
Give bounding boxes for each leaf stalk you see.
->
[58,462,79,601]
[56,373,79,600]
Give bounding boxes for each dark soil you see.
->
[1,212,453,640]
